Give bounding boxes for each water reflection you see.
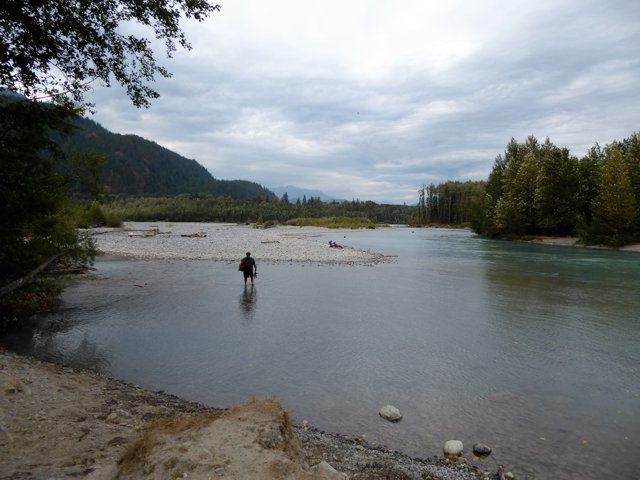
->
[239,285,257,321]
[3,314,111,373]
[59,333,111,372]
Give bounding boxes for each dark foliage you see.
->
[414,181,486,227]
[1,0,220,323]
[472,134,640,246]
[102,195,415,225]
[1,0,220,108]
[0,97,75,283]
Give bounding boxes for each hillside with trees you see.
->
[65,118,276,200]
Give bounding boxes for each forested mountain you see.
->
[65,118,276,200]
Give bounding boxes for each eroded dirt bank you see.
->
[0,351,482,479]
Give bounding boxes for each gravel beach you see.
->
[90,222,389,265]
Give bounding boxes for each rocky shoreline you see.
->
[1,350,488,479]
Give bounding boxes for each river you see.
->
[3,227,639,479]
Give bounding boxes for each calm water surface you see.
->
[4,228,639,479]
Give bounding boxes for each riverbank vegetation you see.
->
[284,217,377,228]
[0,98,102,327]
[97,195,412,226]
[470,134,640,246]
[414,181,485,226]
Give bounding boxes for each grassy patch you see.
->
[285,216,377,228]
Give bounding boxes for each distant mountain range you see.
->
[66,117,276,200]
[269,185,344,203]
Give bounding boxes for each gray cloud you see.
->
[86,0,640,203]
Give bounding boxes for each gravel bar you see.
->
[89,222,389,265]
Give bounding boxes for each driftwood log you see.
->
[0,252,65,298]
[180,232,207,238]
[498,465,506,480]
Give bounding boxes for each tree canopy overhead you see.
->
[1,0,221,324]
[1,0,221,107]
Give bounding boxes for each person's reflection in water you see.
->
[240,284,257,321]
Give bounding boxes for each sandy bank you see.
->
[519,235,640,252]
[90,222,389,265]
[0,351,481,479]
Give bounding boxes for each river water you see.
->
[3,228,639,479]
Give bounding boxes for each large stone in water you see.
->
[443,439,464,457]
[473,442,492,456]
[378,405,402,422]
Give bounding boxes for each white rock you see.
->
[311,461,348,479]
[379,405,402,422]
[443,439,464,457]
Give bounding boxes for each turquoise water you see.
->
[4,228,639,479]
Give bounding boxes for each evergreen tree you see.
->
[416,185,426,223]
[474,154,506,235]
[494,138,539,235]
[622,133,640,221]
[534,141,580,235]
[577,144,605,224]
[589,145,638,244]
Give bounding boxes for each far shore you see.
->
[518,235,640,252]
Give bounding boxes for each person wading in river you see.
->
[239,252,257,285]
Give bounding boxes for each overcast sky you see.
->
[87,0,640,204]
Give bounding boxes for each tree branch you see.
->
[0,252,65,298]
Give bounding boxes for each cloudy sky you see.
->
[87,0,640,204]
